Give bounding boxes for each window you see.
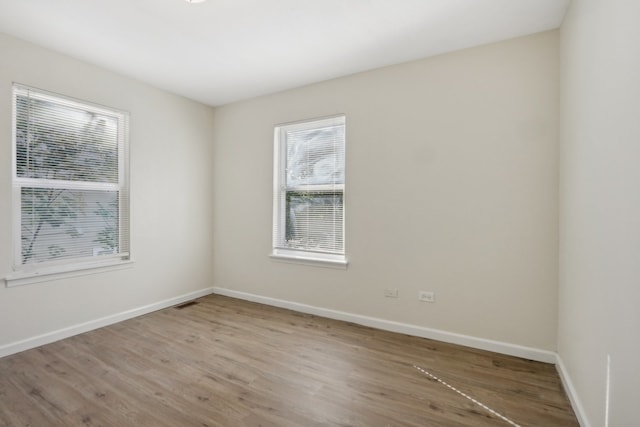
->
[272,115,346,267]
[8,84,130,284]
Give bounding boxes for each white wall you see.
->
[558,0,640,425]
[0,33,215,350]
[212,31,559,352]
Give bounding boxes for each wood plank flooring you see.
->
[0,295,579,426]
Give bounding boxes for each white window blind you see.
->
[12,84,130,271]
[272,115,346,266]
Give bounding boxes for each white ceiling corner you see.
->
[0,0,570,106]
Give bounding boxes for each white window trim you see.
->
[4,258,135,287]
[271,114,347,267]
[6,84,131,286]
[270,249,347,269]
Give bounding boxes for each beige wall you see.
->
[0,33,215,348]
[558,0,640,425]
[212,31,559,351]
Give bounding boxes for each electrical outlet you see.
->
[384,289,399,298]
[419,291,435,302]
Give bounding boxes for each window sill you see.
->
[4,258,135,287]
[270,250,348,269]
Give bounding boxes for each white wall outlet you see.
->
[384,289,399,298]
[419,291,435,302]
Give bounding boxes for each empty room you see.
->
[0,0,637,426]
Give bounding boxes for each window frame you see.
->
[5,84,132,287]
[271,115,347,268]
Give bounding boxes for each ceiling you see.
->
[0,0,569,106]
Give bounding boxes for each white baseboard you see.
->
[211,287,556,364]
[0,287,215,359]
[556,354,591,427]
[2,285,585,423]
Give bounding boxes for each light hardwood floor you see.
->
[0,295,578,426]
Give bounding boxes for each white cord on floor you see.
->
[413,365,522,427]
